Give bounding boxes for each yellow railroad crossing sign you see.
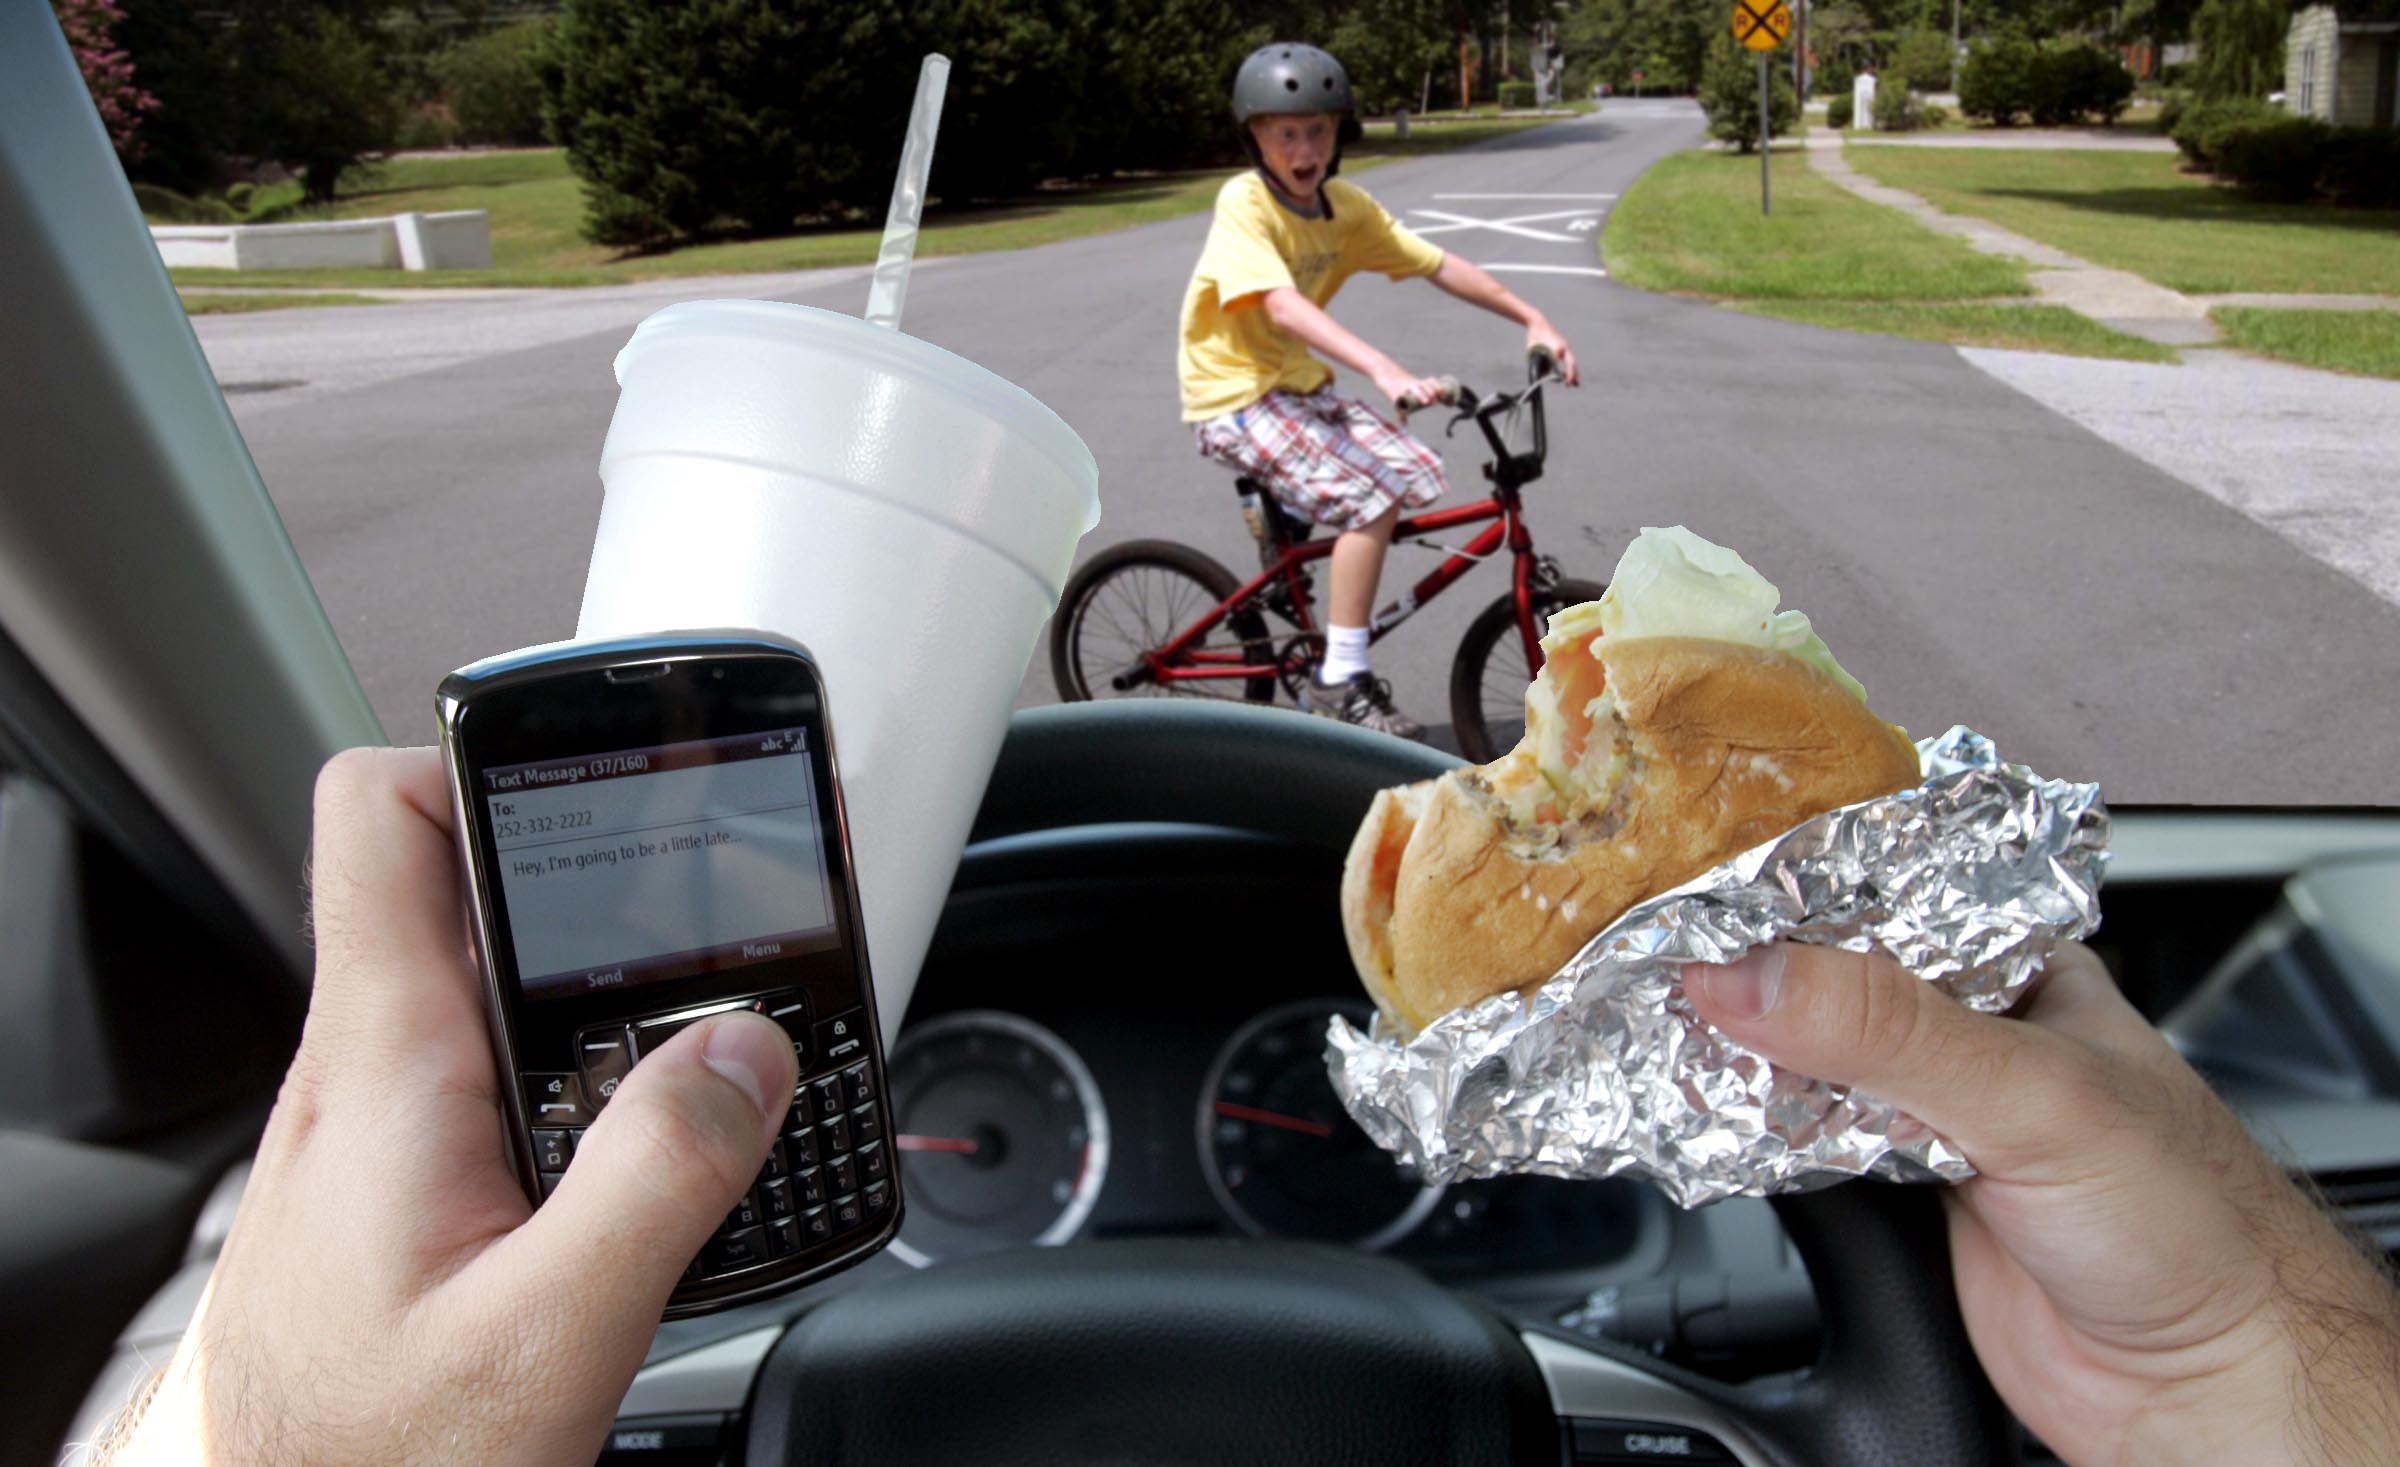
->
[1730,0,1791,51]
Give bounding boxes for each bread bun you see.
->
[1342,634,1919,1033]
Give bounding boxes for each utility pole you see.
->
[1759,54,1772,216]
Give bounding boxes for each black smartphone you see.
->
[437,633,901,1317]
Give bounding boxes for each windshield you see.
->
[81,0,2400,806]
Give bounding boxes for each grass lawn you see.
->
[1742,301,2179,360]
[179,291,390,315]
[156,115,1573,291]
[1843,146,2400,295]
[1606,150,2030,300]
[2212,307,2400,379]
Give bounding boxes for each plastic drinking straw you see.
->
[864,54,952,331]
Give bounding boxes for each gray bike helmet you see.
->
[1233,43,1364,179]
[1233,42,1356,124]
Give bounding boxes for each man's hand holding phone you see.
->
[102,748,797,1466]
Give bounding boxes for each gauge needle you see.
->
[897,1134,981,1155]
[1214,1101,1335,1139]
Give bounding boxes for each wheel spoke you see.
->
[1070,559,1269,703]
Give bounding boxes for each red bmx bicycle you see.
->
[1048,353,1604,761]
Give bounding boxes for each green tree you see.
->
[238,12,400,200]
[1563,0,1711,95]
[1081,0,1261,172]
[431,16,553,146]
[1325,0,1453,113]
[2191,0,2284,99]
[542,0,1253,247]
[1699,29,1796,149]
[541,0,864,244]
[1891,25,1951,85]
[113,0,398,197]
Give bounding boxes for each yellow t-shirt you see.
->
[1177,172,1447,422]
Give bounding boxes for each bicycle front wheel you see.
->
[1050,539,1278,704]
[1448,577,1609,762]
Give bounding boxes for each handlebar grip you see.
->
[1528,346,1557,380]
[1397,377,1463,415]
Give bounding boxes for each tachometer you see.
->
[886,1011,1108,1268]
[1199,998,1441,1248]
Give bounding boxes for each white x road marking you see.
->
[1404,207,1607,244]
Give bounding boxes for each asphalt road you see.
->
[199,101,2400,805]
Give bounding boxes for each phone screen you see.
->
[482,730,841,1003]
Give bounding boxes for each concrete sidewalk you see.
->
[1801,133,2216,346]
[1847,128,2177,153]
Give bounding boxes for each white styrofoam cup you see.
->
[577,301,1100,1037]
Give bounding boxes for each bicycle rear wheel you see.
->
[1448,577,1608,762]
[1051,540,1278,704]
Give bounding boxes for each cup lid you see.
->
[612,300,1097,499]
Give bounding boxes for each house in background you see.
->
[2286,2,2400,125]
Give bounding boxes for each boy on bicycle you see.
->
[1179,42,1580,739]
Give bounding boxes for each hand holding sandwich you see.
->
[1690,941,2400,1467]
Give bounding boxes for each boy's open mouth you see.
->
[1288,162,1321,186]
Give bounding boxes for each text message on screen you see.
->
[484,733,838,1000]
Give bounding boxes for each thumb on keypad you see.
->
[499,1010,797,1311]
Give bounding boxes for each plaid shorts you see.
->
[1193,386,1448,533]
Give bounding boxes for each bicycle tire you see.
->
[1051,539,1278,705]
[1448,577,1608,763]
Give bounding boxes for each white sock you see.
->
[1321,624,1371,683]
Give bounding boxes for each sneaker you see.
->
[1302,671,1426,741]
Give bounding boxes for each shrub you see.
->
[1892,29,1952,89]
[1699,31,1798,151]
[395,104,462,152]
[222,180,257,214]
[1827,93,1854,128]
[542,0,1238,246]
[434,17,554,146]
[2156,91,2189,134]
[2320,127,2400,208]
[2029,44,2135,126]
[2171,96,2280,167]
[1923,102,1952,127]
[2214,116,2333,200]
[1874,71,1927,131]
[1959,34,2038,125]
[130,182,236,224]
[1498,80,1536,109]
[1817,60,1855,98]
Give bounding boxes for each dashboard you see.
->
[889,969,1655,1279]
[862,821,1752,1366]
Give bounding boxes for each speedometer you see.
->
[885,1011,1108,1268]
[1199,998,1441,1248]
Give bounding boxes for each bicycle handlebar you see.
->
[1434,350,1558,483]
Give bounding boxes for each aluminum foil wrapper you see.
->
[1327,726,2108,1208]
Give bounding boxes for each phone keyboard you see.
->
[517,990,893,1290]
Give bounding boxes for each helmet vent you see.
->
[1285,78,1299,91]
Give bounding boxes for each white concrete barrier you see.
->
[152,210,493,271]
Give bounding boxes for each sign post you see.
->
[1730,0,1790,218]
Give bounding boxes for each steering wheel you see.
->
[740,702,2014,1466]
